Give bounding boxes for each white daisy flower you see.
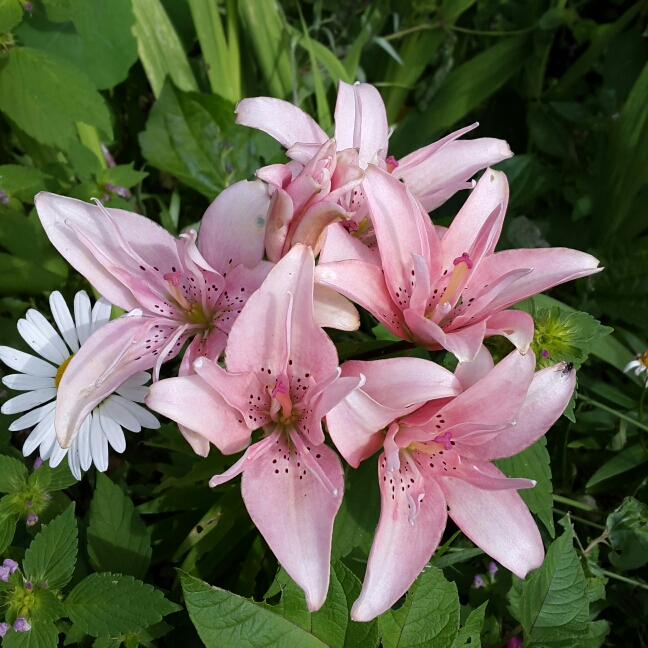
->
[624,350,648,381]
[0,291,160,480]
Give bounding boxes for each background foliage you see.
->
[0,0,647,646]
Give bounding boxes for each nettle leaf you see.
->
[495,437,555,537]
[0,47,112,152]
[139,80,281,199]
[0,454,28,492]
[607,497,648,570]
[96,164,148,190]
[0,510,17,553]
[23,503,78,589]
[0,0,22,33]
[451,602,487,648]
[87,474,152,580]
[65,573,181,638]
[379,566,459,648]
[2,621,60,648]
[519,523,590,646]
[0,165,48,203]
[40,460,77,491]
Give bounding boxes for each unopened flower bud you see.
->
[488,561,498,577]
[26,513,38,527]
[14,617,31,632]
[506,637,522,648]
[33,457,43,469]
[472,575,484,588]
[25,582,33,590]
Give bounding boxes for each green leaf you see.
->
[0,0,22,32]
[0,165,48,202]
[0,454,28,492]
[181,569,352,648]
[23,503,78,589]
[520,523,589,646]
[391,35,531,155]
[65,573,181,638]
[379,567,459,648]
[451,602,487,648]
[0,47,112,152]
[131,0,198,98]
[14,0,138,91]
[40,460,78,491]
[432,547,484,569]
[0,251,66,295]
[140,80,280,198]
[495,437,555,537]
[586,444,648,491]
[607,497,648,570]
[2,621,60,648]
[0,511,17,553]
[87,473,152,580]
[97,164,148,190]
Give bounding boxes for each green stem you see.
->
[448,25,535,36]
[578,394,648,433]
[601,569,648,591]
[552,494,598,512]
[552,509,605,530]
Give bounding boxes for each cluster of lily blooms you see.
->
[31,82,600,621]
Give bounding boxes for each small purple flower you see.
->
[0,190,8,206]
[14,617,31,632]
[488,561,498,577]
[26,513,38,527]
[541,349,550,358]
[506,637,522,648]
[23,2,32,10]
[27,501,33,508]
[1,558,19,581]
[472,575,484,588]
[0,622,11,638]
[25,582,33,591]
[105,182,129,199]
[42,582,49,589]
[33,457,43,469]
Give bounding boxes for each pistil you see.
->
[163,271,193,311]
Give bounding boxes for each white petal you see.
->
[624,360,641,373]
[22,407,56,456]
[110,395,159,429]
[0,347,57,377]
[39,430,59,460]
[90,412,109,472]
[24,309,70,362]
[1,388,57,414]
[102,397,141,432]
[67,440,82,480]
[3,374,56,391]
[115,384,149,402]
[78,414,93,472]
[118,371,151,389]
[48,441,68,468]
[50,291,79,352]
[98,404,126,453]
[74,291,93,345]
[9,402,56,432]
[91,298,113,334]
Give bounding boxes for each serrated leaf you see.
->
[0,510,17,552]
[520,523,589,646]
[23,503,77,589]
[451,602,487,647]
[2,621,60,648]
[0,47,112,152]
[96,164,148,190]
[495,437,555,536]
[31,588,67,623]
[607,496,648,570]
[0,165,48,202]
[0,454,28,492]
[65,573,181,638]
[15,0,138,91]
[180,570,328,648]
[379,566,459,648]
[87,473,151,580]
[40,460,78,491]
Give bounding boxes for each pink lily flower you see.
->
[145,245,363,611]
[326,346,577,621]
[316,166,601,362]
[35,181,274,452]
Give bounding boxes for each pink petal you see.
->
[334,81,389,168]
[312,284,360,332]
[242,436,344,611]
[452,460,536,490]
[198,180,270,275]
[145,374,251,455]
[440,463,544,578]
[256,163,293,188]
[290,201,351,251]
[315,260,408,338]
[472,248,602,312]
[454,344,494,390]
[351,454,447,622]
[439,169,508,269]
[236,97,327,149]
[479,363,576,460]
[318,223,381,266]
[484,310,535,354]
[55,314,180,447]
[264,187,294,263]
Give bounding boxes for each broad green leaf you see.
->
[96,164,148,190]
[132,0,198,98]
[87,473,152,580]
[451,602,487,647]
[23,503,78,589]
[0,454,28,492]
[432,547,484,569]
[0,165,48,203]
[0,47,112,152]
[140,80,280,198]
[41,460,78,491]
[379,566,460,648]
[607,497,648,570]
[0,511,17,553]
[0,252,67,295]
[15,0,138,91]
[65,573,181,638]
[237,0,292,98]
[391,35,531,155]
[180,570,328,647]
[575,620,610,648]
[0,0,22,32]
[2,621,60,648]
[520,524,589,646]
[586,444,648,491]
[495,437,555,536]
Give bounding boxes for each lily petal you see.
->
[484,309,535,354]
[454,344,494,390]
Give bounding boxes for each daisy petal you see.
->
[22,406,56,456]
[110,395,159,429]
[115,384,149,403]
[67,439,82,480]
[48,441,68,468]
[90,413,109,472]
[74,291,93,345]
[98,404,126,453]
[49,291,79,352]
[78,415,93,472]
[3,374,56,391]
[23,310,70,363]
[102,397,141,432]
[1,388,57,415]
[0,347,57,377]
[9,402,56,432]
[91,298,113,334]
